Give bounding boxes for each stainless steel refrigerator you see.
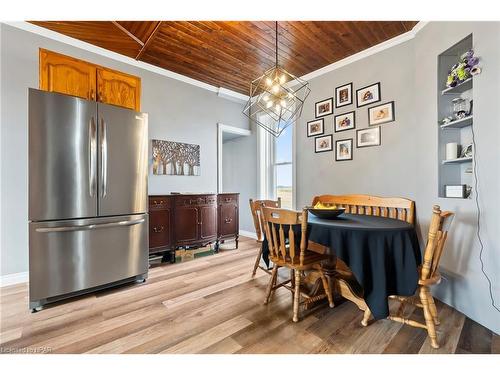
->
[28,89,149,311]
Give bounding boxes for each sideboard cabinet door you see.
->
[200,205,217,240]
[174,207,199,245]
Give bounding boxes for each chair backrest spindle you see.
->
[249,198,281,242]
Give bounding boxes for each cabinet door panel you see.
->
[200,206,217,240]
[149,209,171,251]
[219,204,238,237]
[174,207,199,244]
[97,67,141,111]
[39,49,97,100]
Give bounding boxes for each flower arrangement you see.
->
[446,49,481,88]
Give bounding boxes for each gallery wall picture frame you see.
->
[315,97,334,118]
[307,118,325,137]
[315,134,333,153]
[356,82,381,107]
[368,101,395,126]
[357,126,381,148]
[334,111,356,133]
[335,138,353,161]
[335,83,353,108]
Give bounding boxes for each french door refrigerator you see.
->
[28,89,149,311]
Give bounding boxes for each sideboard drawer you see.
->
[149,196,171,210]
[218,194,239,205]
[175,195,217,207]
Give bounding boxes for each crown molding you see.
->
[299,22,429,82]
[1,21,249,102]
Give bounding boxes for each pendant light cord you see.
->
[275,21,278,67]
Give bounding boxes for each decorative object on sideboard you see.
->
[315,134,333,153]
[315,97,334,118]
[357,126,381,148]
[335,82,353,108]
[307,119,324,137]
[445,49,481,88]
[356,82,381,108]
[152,140,200,176]
[334,111,356,132]
[242,22,310,137]
[335,138,353,161]
[368,101,395,126]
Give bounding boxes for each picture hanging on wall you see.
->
[334,111,356,133]
[315,134,333,153]
[315,97,334,118]
[307,119,324,137]
[335,83,353,108]
[368,101,395,126]
[152,139,200,176]
[335,138,353,161]
[356,82,381,107]
[357,126,381,148]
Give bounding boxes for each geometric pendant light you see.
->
[243,22,311,137]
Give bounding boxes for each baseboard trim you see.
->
[0,271,28,287]
[239,230,257,240]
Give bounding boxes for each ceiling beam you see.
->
[111,21,144,46]
[136,21,162,60]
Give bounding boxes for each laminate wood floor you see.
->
[1,236,498,354]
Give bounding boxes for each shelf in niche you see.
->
[442,156,473,165]
[440,115,473,129]
[441,78,473,95]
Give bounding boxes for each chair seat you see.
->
[269,251,330,270]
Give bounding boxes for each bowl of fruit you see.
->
[308,202,346,220]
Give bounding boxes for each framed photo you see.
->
[357,126,381,148]
[307,119,324,137]
[368,101,395,126]
[335,138,353,161]
[315,97,333,118]
[315,134,333,153]
[335,83,353,108]
[356,82,381,107]
[334,111,356,133]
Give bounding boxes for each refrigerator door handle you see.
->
[100,118,108,198]
[89,117,97,197]
[35,218,145,233]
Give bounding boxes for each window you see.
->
[274,125,293,208]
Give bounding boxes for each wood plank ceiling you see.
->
[30,21,418,95]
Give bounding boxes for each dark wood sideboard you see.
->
[149,193,239,259]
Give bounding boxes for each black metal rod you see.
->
[275,21,278,67]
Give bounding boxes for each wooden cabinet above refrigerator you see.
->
[39,49,141,111]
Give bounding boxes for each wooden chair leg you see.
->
[427,292,440,325]
[361,308,371,327]
[252,245,264,277]
[319,269,334,308]
[420,287,439,349]
[264,265,278,305]
[292,269,301,322]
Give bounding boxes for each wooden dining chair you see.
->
[385,205,454,349]
[312,194,415,224]
[261,206,334,322]
[249,198,281,277]
[311,194,416,326]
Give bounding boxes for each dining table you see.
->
[261,212,421,320]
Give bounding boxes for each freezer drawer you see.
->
[29,214,148,306]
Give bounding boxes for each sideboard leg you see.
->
[235,235,239,249]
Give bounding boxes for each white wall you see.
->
[295,22,500,334]
[0,23,251,277]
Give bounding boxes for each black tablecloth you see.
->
[261,213,421,319]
